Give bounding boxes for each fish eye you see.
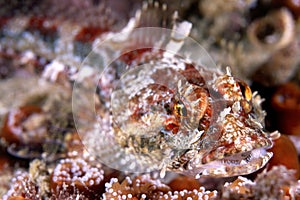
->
[174,100,187,117]
[237,80,252,101]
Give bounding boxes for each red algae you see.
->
[268,134,300,179]
[272,82,300,136]
[168,175,202,191]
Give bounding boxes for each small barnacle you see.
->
[248,8,299,86]
[247,8,294,51]
[50,158,105,199]
[252,36,299,86]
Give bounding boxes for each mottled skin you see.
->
[108,50,273,177]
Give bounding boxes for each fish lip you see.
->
[188,148,273,178]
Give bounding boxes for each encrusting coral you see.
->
[102,175,218,200]
[50,158,105,199]
[102,166,300,200]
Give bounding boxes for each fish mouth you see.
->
[190,148,273,178]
